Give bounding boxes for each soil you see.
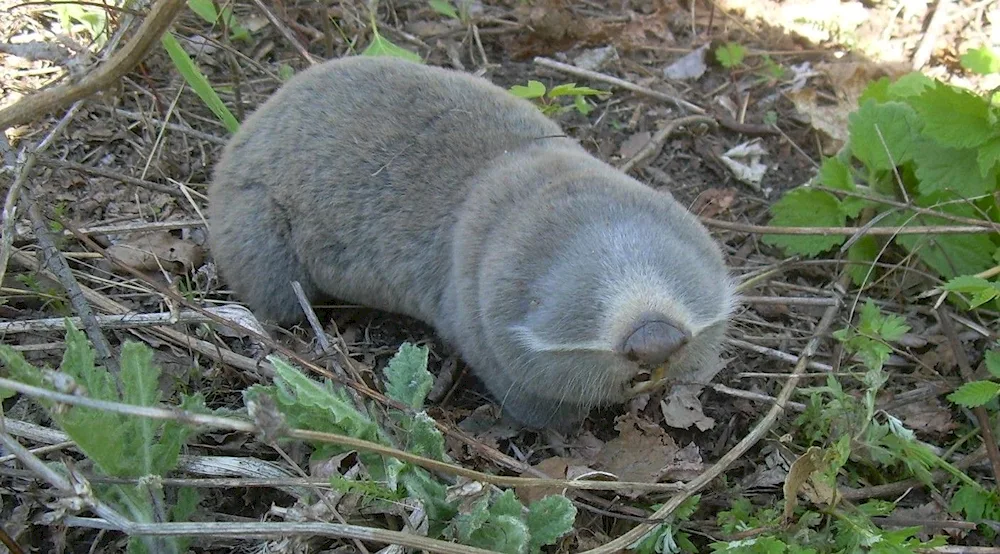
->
[2,0,999,552]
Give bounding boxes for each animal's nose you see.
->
[620,319,691,367]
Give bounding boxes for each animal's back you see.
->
[209,56,576,323]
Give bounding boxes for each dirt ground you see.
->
[2,0,999,552]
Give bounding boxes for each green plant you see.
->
[429,0,474,22]
[187,0,251,41]
[361,18,422,63]
[48,0,112,47]
[509,80,609,116]
[160,32,240,133]
[715,42,747,69]
[245,343,577,552]
[762,71,1000,288]
[0,322,208,554]
[628,496,701,554]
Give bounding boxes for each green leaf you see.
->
[399,466,457,530]
[261,356,382,444]
[404,411,447,461]
[913,139,995,197]
[986,350,1000,379]
[526,495,576,552]
[762,188,846,256]
[951,484,1000,523]
[859,77,891,104]
[160,33,240,134]
[847,235,879,286]
[848,100,922,171]
[547,83,606,98]
[817,157,866,217]
[278,63,295,81]
[573,95,593,115]
[910,82,998,149]
[429,0,459,19]
[170,487,201,522]
[361,29,422,63]
[880,198,996,279]
[383,342,433,409]
[715,42,746,68]
[120,341,161,475]
[510,80,547,99]
[469,515,530,554]
[976,137,1000,177]
[961,46,1000,75]
[942,276,1000,308]
[947,380,1000,408]
[886,72,934,98]
[454,497,491,541]
[490,489,524,518]
[187,0,218,24]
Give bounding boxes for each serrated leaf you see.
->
[818,157,867,217]
[454,497,491,541]
[490,489,525,518]
[913,139,995,197]
[120,341,161,475]
[263,355,382,443]
[848,100,922,171]
[910,82,998,149]
[526,495,576,552]
[859,77,891,104]
[847,235,879,286]
[961,46,1000,75]
[947,380,1000,408]
[510,80,547,99]
[886,72,934,98]
[715,42,745,68]
[881,199,996,279]
[404,411,447,461]
[170,487,201,522]
[762,188,846,256]
[943,276,1000,308]
[400,466,456,530]
[383,342,433,409]
[429,0,459,19]
[976,137,1000,177]
[986,350,1000,379]
[878,314,910,342]
[361,30,422,63]
[469,514,530,554]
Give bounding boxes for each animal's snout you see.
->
[619,318,691,367]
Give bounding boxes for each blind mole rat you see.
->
[208,56,737,430]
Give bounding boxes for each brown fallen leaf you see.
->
[518,456,574,504]
[618,131,652,160]
[106,231,204,274]
[689,187,737,219]
[893,396,957,437]
[594,413,682,497]
[782,446,824,523]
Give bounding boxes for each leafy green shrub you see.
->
[762,70,1000,288]
[0,322,208,554]
[509,80,610,116]
[246,343,577,552]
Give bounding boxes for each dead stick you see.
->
[701,218,992,236]
[0,0,186,131]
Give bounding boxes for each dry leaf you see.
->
[663,44,709,81]
[518,456,573,503]
[107,232,204,274]
[618,131,652,160]
[894,397,957,436]
[660,385,716,431]
[689,187,737,219]
[782,446,823,523]
[594,413,680,496]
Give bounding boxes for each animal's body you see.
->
[208,56,736,429]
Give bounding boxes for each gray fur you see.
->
[208,56,737,430]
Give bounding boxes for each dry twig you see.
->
[0,0,187,131]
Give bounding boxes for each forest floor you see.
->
[2,0,999,552]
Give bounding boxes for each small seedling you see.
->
[715,42,746,70]
[508,80,609,116]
